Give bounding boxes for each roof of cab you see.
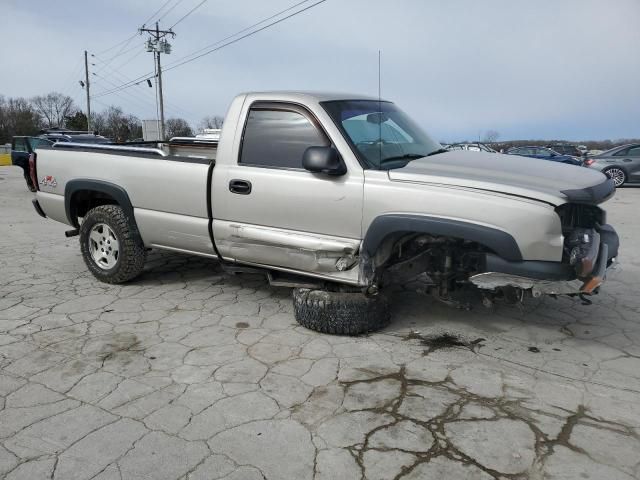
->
[239,91,387,103]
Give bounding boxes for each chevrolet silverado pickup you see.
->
[31,91,620,334]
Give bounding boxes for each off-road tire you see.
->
[293,288,390,335]
[79,205,146,284]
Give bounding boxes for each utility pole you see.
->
[140,22,174,140]
[84,50,91,131]
[155,23,165,141]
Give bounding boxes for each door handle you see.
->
[623,158,632,162]
[229,179,252,195]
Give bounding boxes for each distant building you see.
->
[142,120,162,141]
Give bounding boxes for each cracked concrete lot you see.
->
[1,166,640,480]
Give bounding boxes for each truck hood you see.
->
[388,150,612,206]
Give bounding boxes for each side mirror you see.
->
[302,146,346,176]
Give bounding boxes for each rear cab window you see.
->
[239,104,329,169]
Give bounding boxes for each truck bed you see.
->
[36,143,216,257]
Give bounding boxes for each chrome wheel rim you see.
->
[606,168,626,187]
[88,223,120,269]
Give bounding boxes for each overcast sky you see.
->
[1,0,638,141]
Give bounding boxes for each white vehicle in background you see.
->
[196,128,221,141]
[446,142,497,153]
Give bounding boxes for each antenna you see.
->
[378,49,382,165]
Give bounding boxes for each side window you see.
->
[613,148,629,157]
[13,138,28,152]
[537,149,553,157]
[240,107,329,169]
[627,146,640,156]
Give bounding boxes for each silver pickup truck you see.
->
[31,91,619,334]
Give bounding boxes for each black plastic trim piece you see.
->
[363,214,523,262]
[32,199,46,218]
[561,178,615,205]
[64,179,136,231]
[598,224,619,260]
[482,254,577,281]
[206,160,228,264]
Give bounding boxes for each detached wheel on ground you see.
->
[293,288,390,335]
[603,167,627,187]
[79,205,146,284]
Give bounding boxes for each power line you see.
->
[91,53,199,119]
[164,0,313,70]
[169,0,208,29]
[94,0,175,58]
[94,33,138,56]
[91,0,327,99]
[164,0,327,72]
[142,0,175,27]
[92,71,158,115]
[157,0,188,22]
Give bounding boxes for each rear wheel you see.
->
[293,288,390,335]
[79,205,146,283]
[603,167,626,187]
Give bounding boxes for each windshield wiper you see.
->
[379,153,425,164]
[426,148,449,156]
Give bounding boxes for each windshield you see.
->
[321,100,442,169]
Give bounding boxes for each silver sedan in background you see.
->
[584,143,640,186]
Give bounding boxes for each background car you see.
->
[546,143,584,157]
[446,142,497,153]
[39,130,111,144]
[505,146,582,165]
[584,143,640,187]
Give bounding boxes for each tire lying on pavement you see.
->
[292,288,390,335]
[79,205,147,284]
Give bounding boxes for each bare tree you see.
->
[90,106,141,141]
[166,118,193,138]
[199,115,224,131]
[0,96,43,143]
[482,130,500,144]
[31,92,75,128]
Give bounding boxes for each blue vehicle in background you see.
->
[505,146,582,166]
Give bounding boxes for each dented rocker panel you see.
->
[213,219,361,281]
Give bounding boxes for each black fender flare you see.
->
[361,214,523,262]
[64,179,138,233]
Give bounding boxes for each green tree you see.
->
[65,111,88,131]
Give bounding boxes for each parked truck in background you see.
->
[30,91,619,335]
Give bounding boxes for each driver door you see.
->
[213,102,364,280]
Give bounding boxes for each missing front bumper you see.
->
[471,226,618,296]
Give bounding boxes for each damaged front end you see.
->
[470,203,620,301]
